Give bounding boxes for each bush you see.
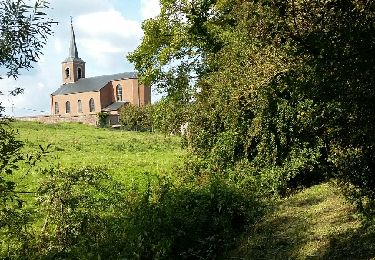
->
[97,112,109,128]
[36,166,128,259]
[119,104,153,131]
[125,174,265,259]
[30,167,266,259]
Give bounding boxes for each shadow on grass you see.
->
[236,215,310,259]
[318,225,375,259]
[225,183,374,259]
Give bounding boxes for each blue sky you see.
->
[0,0,160,117]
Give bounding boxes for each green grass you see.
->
[7,121,375,259]
[226,182,375,259]
[11,121,185,191]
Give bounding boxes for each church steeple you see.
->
[69,17,79,59]
[61,18,85,84]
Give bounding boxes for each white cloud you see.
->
[77,10,142,38]
[74,9,143,76]
[54,38,63,53]
[141,0,160,20]
[75,9,143,58]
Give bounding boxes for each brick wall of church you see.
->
[101,78,151,106]
[51,91,101,116]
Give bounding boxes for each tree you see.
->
[129,0,375,213]
[0,0,54,254]
[0,0,54,80]
[152,97,189,135]
[1,0,54,195]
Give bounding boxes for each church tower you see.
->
[61,19,85,84]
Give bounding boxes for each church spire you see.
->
[69,17,79,59]
[61,17,85,84]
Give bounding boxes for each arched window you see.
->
[54,102,59,114]
[116,84,123,101]
[89,98,95,112]
[65,101,71,113]
[77,67,82,79]
[77,100,82,113]
[65,68,70,78]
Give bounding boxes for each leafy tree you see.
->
[0,0,54,255]
[129,0,375,212]
[152,97,188,135]
[0,0,54,79]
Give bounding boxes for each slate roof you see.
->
[62,20,84,63]
[51,72,138,96]
[102,101,129,112]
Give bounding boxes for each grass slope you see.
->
[227,183,375,259]
[11,121,185,191]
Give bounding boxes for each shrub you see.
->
[119,104,153,131]
[32,167,265,259]
[36,166,128,259]
[124,174,265,259]
[97,112,109,128]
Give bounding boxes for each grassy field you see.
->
[6,121,375,259]
[11,121,185,192]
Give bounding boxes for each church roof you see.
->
[102,101,129,112]
[51,72,138,96]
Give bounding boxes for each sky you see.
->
[0,0,160,117]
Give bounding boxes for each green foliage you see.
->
[0,0,55,79]
[130,0,375,216]
[36,166,127,259]
[152,97,189,135]
[0,120,50,258]
[0,122,188,258]
[34,167,264,259]
[0,0,54,256]
[125,174,264,259]
[0,118,28,257]
[119,99,189,135]
[97,111,109,128]
[119,104,153,131]
[0,161,265,259]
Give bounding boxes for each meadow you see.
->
[4,121,252,259]
[3,121,374,259]
[12,121,185,191]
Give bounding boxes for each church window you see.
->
[65,68,70,78]
[78,100,82,113]
[77,67,82,79]
[116,84,123,101]
[89,98,95,112]
[55,102,59,114]
[66,101,71,113]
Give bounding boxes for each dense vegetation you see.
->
[0,122,264,259]
[129,0,375,216]
[1,0,375,258]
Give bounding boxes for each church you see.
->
[50,21,151,125]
